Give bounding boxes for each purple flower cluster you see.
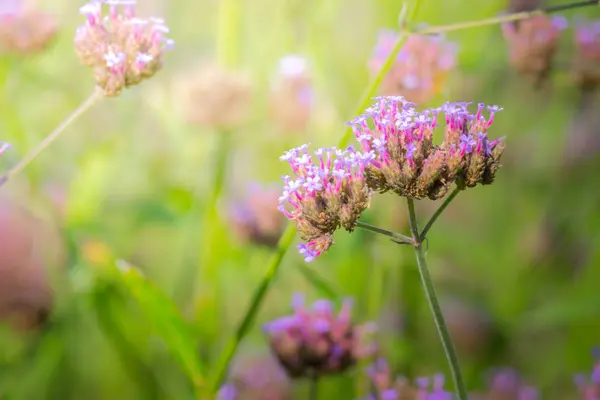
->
[263,294,376,379]
[350,96,505,200]
[278,144,372,262]
[75,0,174,97]
[0,142,10,157]
[573,20,600,90]
[362,358,452,400]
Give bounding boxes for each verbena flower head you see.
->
[263,294,376,378]
[572,19,600,91]
[350,96,505,200]
[269,54,313,132]
[228,182,287,248]
[0,1,57,55]
[471,368,539,400]
[574,348,600,400]
[362,358,452,400]
[74,0,173,97]
[176,64,253,128]
[502,15,567,86]
[278,144,373,262]
[216,383,237,400]
[369,30,457,104]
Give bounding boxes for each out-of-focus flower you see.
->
[176,64,253,129]
[228,182,286,247]
[0,196,66,331]
[350,96,505,200]
[277,144,372,262]
[269,54,313,132]
[368,30,458,105]
[0,1,57,55]
[507,0,540,12]
[574,348,600,400]
[74,0,174,97]
[263,293,376,378]
[502,15,567,86]
[572,20,600,91]
[218,354,292,400]
[471,368,539,400]
[362,358,452,400]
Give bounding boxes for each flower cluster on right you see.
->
[278,96,506,262]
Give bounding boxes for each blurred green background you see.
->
[1,0,600,398]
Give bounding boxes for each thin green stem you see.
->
[208,1,424,394]
[419,186,460,240]
[0,88,102,188]
[217,0,240,67]
[416,0,597,36]
[309,375,319,400]
[338,0,422,148]
[207,226,297,393]
[356,221,414,245]
[407,198,468,400]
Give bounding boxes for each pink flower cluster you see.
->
[75,0,173,97]
[278,144,372,262]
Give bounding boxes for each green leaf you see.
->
[109,260,206,394]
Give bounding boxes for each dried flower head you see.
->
[229,182,287,248]
[0,1,57,55]
[502,15,567,86]
[572,20,600,91]
[278,144,373,262]
[176,64,253,129]
[362,358,452,400]
[471,368,539,400]
[218,354,292,400]
[350,96,505,200]
[574,348,600,400]
[263,294,376,379]
[75,0,174,97]
[269,54,313,132]
[369,30,457,105]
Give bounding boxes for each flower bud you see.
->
[369,30,457,105]
[263,294,376,378]
[574,349,600,400]
[74,0,173,97]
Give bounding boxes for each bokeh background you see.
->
[1,0,600,398]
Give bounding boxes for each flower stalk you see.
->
[0,88,102,188]
[406,198,468,400]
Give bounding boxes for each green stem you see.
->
[0,88,102,188]
[309,375,319,400]
[208,1,424,394]
[217,0,240,67]
[356,221,414,245]
[206,225,297,393]
[416,0,597,36]
[419,186,460,240]
[406,198,468,400]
